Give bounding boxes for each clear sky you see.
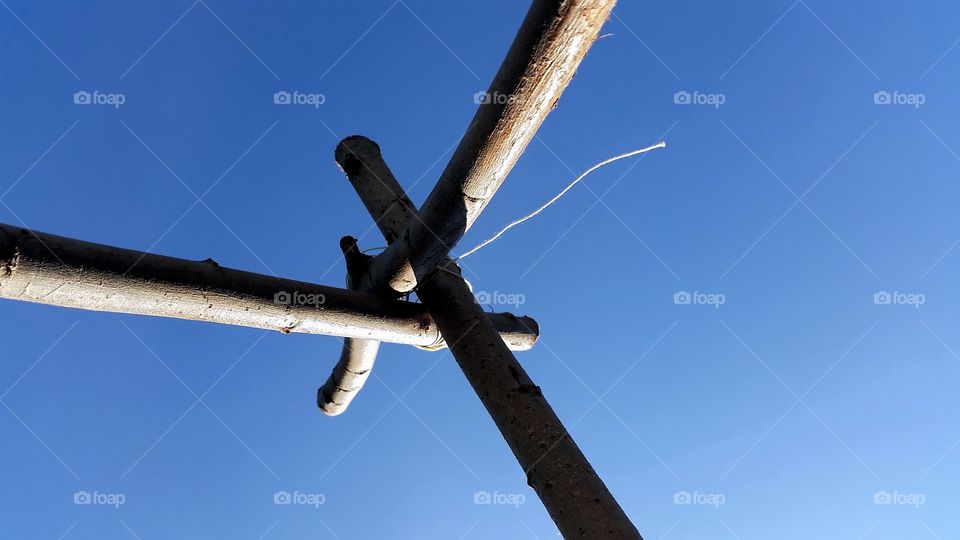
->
[1,1,958,538]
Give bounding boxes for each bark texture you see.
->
[417,262,641,539]
[318,136,420,415]
[0,223,537,349]
[318,336,380,415]
[319,234,382,416]
[367,0,619,294]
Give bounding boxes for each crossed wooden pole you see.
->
[0,1,642,536]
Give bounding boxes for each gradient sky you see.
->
[2,1,959,538]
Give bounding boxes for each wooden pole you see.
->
[318,332,381,415]
[317,236,384,416]
[339,140,641,538]
[366,0,619,295]
[319,136,426,415]
[417,263,642,539]
[0,223,538,350]
[335,136,418,245]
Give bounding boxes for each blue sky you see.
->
[1,1,959,538]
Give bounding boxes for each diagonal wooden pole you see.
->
[367,0,619,296]
[0,222,538,349]
[417,263,641,538]
[322,0,623,425]
[341,142,641,537]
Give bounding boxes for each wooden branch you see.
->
[367,0,618,294]
[0,223,538,350]
[318,333,380,415]
[339,137,640,537]
[335,136,417,244]
[318,234,381,416]
[417,262,641,538]
[319,136,419,416]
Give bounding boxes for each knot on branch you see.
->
[1,247,19,278]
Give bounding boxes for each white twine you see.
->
[456,141,667,260]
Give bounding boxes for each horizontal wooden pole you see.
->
[0,223,538,350]
[367,0,619,294]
